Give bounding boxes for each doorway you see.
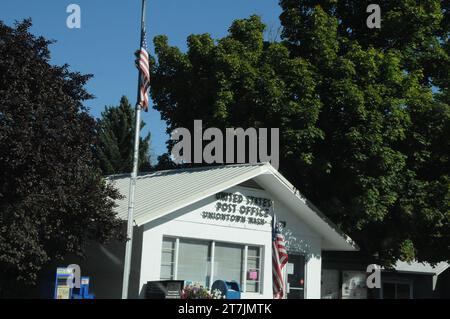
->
[286,254,305,299]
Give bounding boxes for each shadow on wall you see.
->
[35,224,143,299]
[283,228,320,263]
[434,268,450,298]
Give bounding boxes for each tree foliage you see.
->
[150,1,449,265]
[278,0,449,265]
[0,20,124,287]
[96,95,152,175]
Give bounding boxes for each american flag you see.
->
[135,27,150,111]
[272,216,288,299]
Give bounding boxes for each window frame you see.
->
[245,246,263,293]
[380,279,413,299]
[160,237,177,280]
[160,236,263,294]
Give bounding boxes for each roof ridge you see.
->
[107,162,269,180]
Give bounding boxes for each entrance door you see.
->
[286,254,305,299]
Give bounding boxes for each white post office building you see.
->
[64,163,357,299]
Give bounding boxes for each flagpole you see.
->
[122,0,147,299]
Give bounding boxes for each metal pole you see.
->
[122,0,147,299]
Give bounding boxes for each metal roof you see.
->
[108,163,357,251]
[109,163,267,224]
[393,261,450,275]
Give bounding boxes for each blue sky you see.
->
[0,0,282,158]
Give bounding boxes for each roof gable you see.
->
[108,163,357,251]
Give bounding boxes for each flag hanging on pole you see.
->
[272,215,288,299]
[135,26,150,111]
[123,0,147,299]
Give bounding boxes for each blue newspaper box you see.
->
[211,280,241,299]
[72,277,94,299]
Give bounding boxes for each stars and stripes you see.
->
[135,27,150,111]
[272,216,288,299]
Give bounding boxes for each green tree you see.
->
[96,96,152,175]
[0,20,124,292]
[150,2,449,265]
[152,15,322,169]
[278,0,449,265]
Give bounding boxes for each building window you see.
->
[213,242,243,285]
[160,237,176,280]
[160,236,263,294]
[341,270,368,299]
[177,239,211,288]
[321,269,339,299]
[246,246,262,293]
[382,281,412,299]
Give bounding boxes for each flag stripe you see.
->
[272,216,288,299]
[136,27,150,111]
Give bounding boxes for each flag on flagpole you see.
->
[272,215,288,299]
[135,27,150,111]
[123,0,148,299]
